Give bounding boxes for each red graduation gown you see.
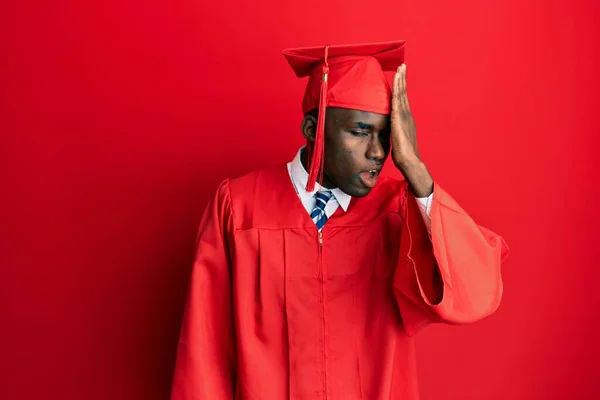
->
[170,164,509,400]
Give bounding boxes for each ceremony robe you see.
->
[170,164,509,400]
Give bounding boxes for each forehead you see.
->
[329,107,389,128]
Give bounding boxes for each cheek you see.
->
[331,147,354,171]
[332,151,363,186]
[324,134,361,179]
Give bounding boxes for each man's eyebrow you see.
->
[356,122,374,129]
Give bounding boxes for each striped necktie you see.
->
[310,190,332,230]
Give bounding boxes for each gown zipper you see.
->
[318,228,328,399]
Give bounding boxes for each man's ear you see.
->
[301,113,317,142]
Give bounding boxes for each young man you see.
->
[170,40,509,399]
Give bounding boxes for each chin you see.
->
[342,184,373,198]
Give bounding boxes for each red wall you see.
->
[2,0,599,399]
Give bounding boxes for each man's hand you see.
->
[391,64,434,197]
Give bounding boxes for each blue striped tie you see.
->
[310,190,332,230]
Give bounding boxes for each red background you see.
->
[2,0,599,399]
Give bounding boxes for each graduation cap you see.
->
[282,40,406,192]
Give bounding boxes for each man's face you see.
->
[318,107,391,197]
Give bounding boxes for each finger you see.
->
[399,64,410,109]
[401,64,407,92]
[392,67,401,117]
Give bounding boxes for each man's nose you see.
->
[366,134,386,162]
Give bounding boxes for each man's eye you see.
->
[350,131,368,137]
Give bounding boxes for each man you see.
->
[170,40,509,399]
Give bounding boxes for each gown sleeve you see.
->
[170,180,236,399]
[393,182,510,336]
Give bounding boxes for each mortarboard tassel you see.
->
[305,45,329,192]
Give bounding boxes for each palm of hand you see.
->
[390,64,420,167]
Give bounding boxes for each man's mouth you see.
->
[358,169,380,188]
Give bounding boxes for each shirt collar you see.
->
[289,146,352,212]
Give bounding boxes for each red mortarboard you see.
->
[282,40,406,191]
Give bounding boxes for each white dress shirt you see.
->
[286,147,433,232]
